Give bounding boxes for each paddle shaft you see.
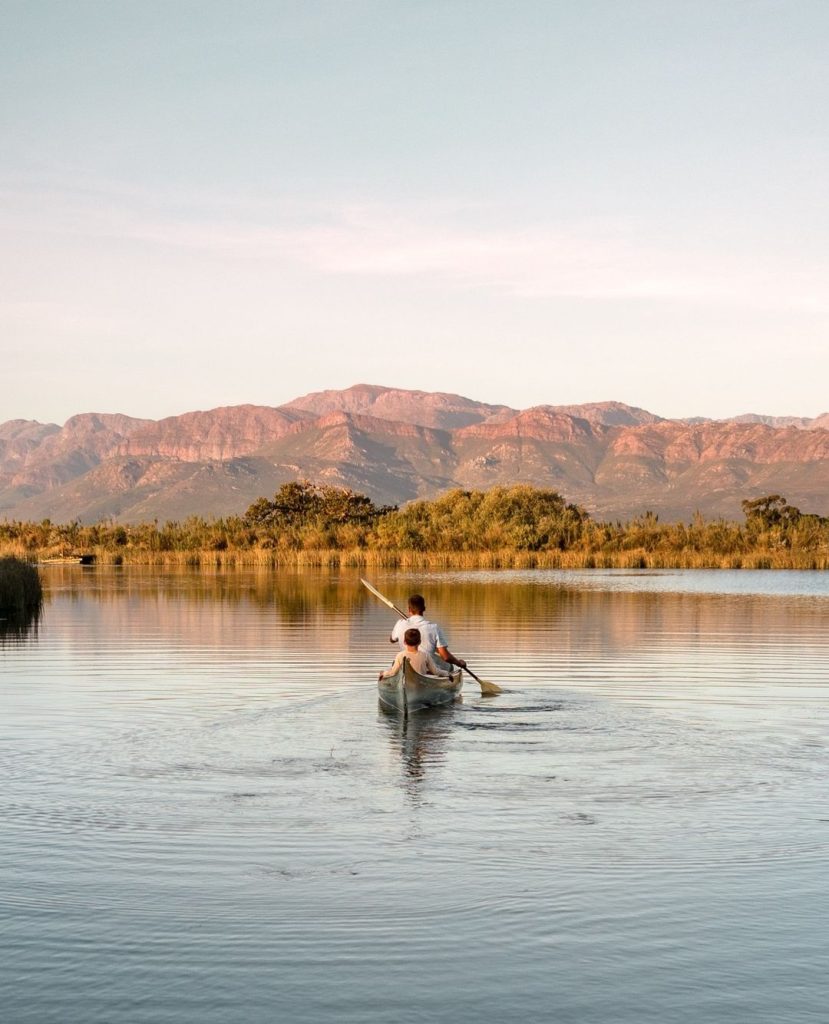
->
[360,577,407,618]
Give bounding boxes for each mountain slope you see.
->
[1,386,828,523]
[284,383,515,429]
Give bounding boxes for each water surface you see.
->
[2,568,828,1022]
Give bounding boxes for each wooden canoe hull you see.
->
[378,659,463,713]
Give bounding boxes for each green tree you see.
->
[244,481,394,531]
[741,495,802,531]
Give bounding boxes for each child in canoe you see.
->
[378,627,451,681]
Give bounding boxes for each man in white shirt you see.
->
[390,594,467,671]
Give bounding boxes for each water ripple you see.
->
[3,567,829,1024]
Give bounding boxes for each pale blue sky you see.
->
[1,1,827,423]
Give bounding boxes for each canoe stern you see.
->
[378,660,463,713]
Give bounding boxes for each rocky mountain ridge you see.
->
[1,385,828,523]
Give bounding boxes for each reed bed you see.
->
[2,485,827,571]
[3,544,823,571]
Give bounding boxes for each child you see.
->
[378,627,451,681]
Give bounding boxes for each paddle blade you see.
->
[464,667,502,696]
[476,678,503,696]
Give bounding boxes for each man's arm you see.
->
[437,645,467,669]
[425,654,451,678]
[390,618,406,644]
[433,622,466,668]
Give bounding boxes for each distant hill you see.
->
[284,382,514,429]
[723,413,829,431]
[2,384,828,523]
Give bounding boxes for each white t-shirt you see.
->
[391,614,447,655]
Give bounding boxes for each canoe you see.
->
[378,659,463,714]
[39,555,96,565]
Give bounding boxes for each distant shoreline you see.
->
[3,486,827,571]
[4,545,828,572]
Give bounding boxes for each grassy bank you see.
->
[1,485,827,570]
[2,545,827,570]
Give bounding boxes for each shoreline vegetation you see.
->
[1,484,828,571]
[0,556,43,632]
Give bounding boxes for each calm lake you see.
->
[2,567,828,1023]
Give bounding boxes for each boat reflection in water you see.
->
[378,699,458,786]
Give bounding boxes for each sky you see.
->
[1,0,827,425]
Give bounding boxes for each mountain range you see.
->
[2,384,828,523]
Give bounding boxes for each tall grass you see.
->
[0,556,43,622]
[0,543,825,571]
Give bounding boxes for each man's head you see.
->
[408,594,426,615]
[404,627,422,648]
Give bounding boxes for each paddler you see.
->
[390,594,467,671]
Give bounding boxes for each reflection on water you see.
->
[379,700,456,788]
[0,615,40,643]
[0,598,42,644]
[2,567,829,1023]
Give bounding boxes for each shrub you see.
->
[0,557,43,623]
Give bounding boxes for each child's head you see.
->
[404,627,421,648]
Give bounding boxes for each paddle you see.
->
[360,577,408,619]
[462,665,501,696]
[360,577,502,696]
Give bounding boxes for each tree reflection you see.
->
[0,606,42,644]
[32,565,829,684]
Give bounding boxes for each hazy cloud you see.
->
[4,185,824,313]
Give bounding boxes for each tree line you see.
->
[0,483,827,569]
